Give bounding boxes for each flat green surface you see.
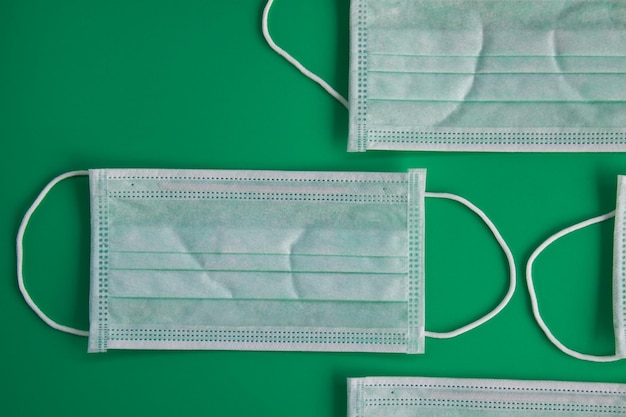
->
[1,1,626,416]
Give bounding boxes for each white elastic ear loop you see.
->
[17,170,90,337]
[526,210,620,362]
[262,0,349,109]
[423,192,517,339]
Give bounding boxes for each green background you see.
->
[2,0,626,415]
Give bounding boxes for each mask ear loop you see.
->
[526,210,621,362]
[262,0,349,109]
[423,192,516,339]
[17,170,90,337]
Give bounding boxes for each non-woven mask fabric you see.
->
[262,0,626,152]
[348,376,626,417]
[526,175,626,362]
[17,168,515,353]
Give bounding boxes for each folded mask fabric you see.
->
[526,175,626,362]
[263,0,626,152]
[17,168,514,353]
[348,376,626,416]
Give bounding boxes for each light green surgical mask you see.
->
[263,0,626,152]
[527,175,626,362]
[349,376,626,416]
[17,168,514,353]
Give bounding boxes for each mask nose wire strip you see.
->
[423,192,516,339]
[526,210,620,362]
[17,170,90,337]
[262,0,349,109]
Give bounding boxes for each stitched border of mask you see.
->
[349,376,626,416]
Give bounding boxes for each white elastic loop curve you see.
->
[526,210,620,362]
[17,170,90,337]
[424,192,516,339]
[262,0,349,109]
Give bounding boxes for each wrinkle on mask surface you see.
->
[286,226,308,301]
[366,6,484,127]
[433,22,484,128]
[552,2,626,123]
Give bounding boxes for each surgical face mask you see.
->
[17,168,514,353]
[262,0,626,152]
[349,376,626,417]
[526,175,625,362]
